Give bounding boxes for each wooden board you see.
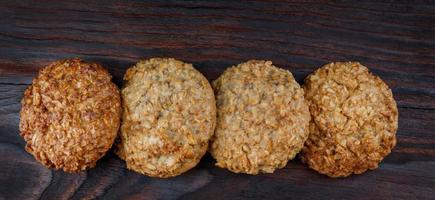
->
[0,1,434,199]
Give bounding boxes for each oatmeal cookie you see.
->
[301,62,398,177]
[19,58,121,172]
[117,58,216,178]
[210,60,310,174]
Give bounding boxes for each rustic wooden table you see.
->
[0,1,434,200]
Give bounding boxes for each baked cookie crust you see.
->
[211,60,310,174]
[117,58,216,178]
[301,62,398,177]
[19,58,121,172]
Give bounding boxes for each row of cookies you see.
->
[19,58,398,178]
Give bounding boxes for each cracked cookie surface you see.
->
[301,62,398,177]
[19,58,121,172]
[117,58,216,178]
[211,60,310,174]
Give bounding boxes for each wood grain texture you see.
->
[0,1,434,199]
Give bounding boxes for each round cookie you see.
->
[117,58,216,178]
[301,62,398,177]
[19,58,121,172]
[211,60,310,174]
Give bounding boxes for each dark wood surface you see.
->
[0,1,434,199]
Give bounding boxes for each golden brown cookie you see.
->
[210,60,310,174]
[117,58,216,178]
[19,58,121,172]
[301,62,398,177]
